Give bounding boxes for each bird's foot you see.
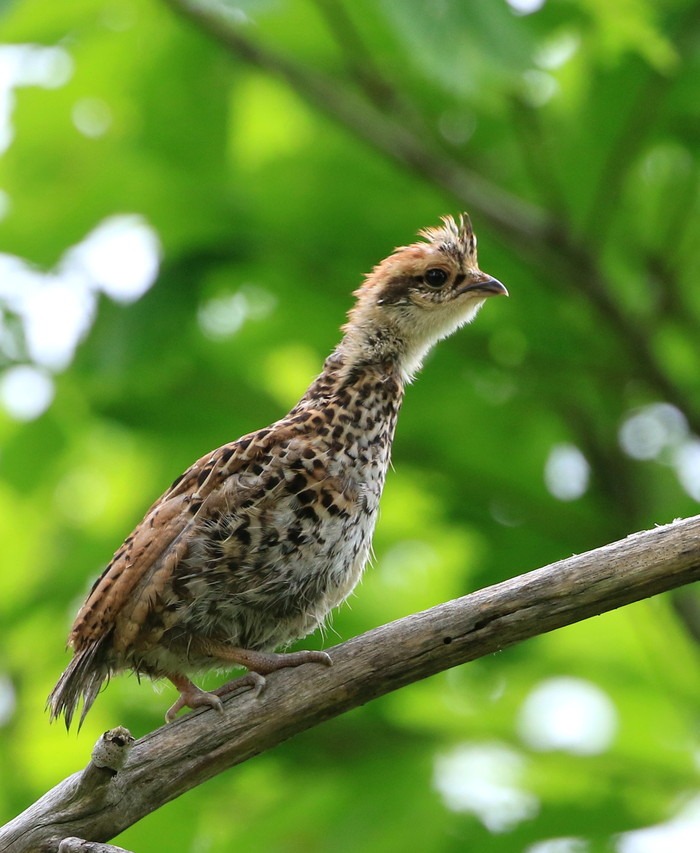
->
[165,648,332,722]
[165,671,269,722]
[197,638,332,676]
[213,670,266,699]
[207,650,332,704]
[228,648,333,675]
[165,675,224,723]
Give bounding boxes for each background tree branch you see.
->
[161,0,551,244]
[3,515,700,853]
[163,0,700,438]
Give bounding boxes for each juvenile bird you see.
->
[48,214,507,728]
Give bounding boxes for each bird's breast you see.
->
[133,370,404,662]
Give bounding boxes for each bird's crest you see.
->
[418,213,477,267]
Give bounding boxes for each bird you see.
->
[48,213,507,729]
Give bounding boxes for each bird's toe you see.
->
[165,681,224,722]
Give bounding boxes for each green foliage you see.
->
[1,0,700,849]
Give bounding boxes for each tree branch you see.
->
[311,0,402,115]
[58,839,134,853]
[3,515,700,851]
[162,0,700,436]
[161,0,550,245]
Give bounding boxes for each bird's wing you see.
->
[68,434,259,654]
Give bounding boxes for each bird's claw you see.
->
[311,651,332,668]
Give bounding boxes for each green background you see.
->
[1,0,700,850]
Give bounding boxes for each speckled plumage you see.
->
[48,214,506,728]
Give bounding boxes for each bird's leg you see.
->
[212,670,266,699]
[165,671,265,722]
[165,643,332,722]
[165,673,226,722]
[203,639,332,674]
[199,638,332,697]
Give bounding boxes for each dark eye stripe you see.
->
[454,273,465,286]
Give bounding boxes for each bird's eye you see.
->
[424,268,449,288]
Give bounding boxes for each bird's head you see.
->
[342,213,507,381]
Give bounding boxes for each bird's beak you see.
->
[459,276,508,297]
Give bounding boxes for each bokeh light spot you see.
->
[518,677,617,755]
[434,742,539,832]
[544,444,590,501]
[0,364,54,421]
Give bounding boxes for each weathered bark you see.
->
[57,839,134,853]
[2,514,700,851]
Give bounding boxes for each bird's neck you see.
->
[332,318,430,385]
[295,337,406,435]
[305,344,404,403]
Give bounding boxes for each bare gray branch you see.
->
[58,838,134,853]
[2,514,700,851]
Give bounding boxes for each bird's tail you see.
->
[47,637,111,730]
